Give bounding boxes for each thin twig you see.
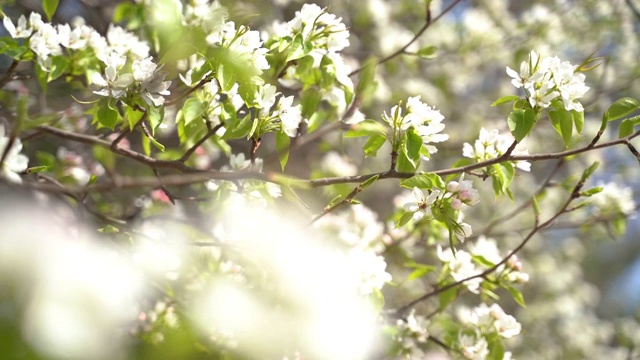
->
[179,123,225,162]
[0,59,20,89]
[349,0,465,76]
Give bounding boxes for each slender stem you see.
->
[179,123,225,163]
[0,59,20,89]
[349,0,465,76]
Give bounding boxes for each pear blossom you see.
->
[437,246,483,293]
[276,96,303,137]
[591,181,636,216]
[463,128,531,172]
[383,96,449,156]
[395,309,429,351]
[3,14,33,38]
[458,331,489,360]
[507,50,589,111]
[0,125,28,183]
[92,52,133,99]
[403,187,440,221]
[133,57,172,106]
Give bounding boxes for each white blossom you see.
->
[507,50,589,111]
[3,14,33,38]
[591,181,636,216]
[277,96,303,137]
[133,57,172,106]
[403,187,440,221]
[463,128,530,172]
[0,125,28,183]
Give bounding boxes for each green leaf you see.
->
[25,165,49,174]
[580,187,603,197]
[43,0,60,21]
[491,95,520,107]
[209,46,263,104]
[96,100,120,130]
[438,285,458,310]
[618,115,640,138]
[182,97,206,125]
[396,150,417,173]
[355,57,377,106]
[360,174,379,189]
[472,254,496,268]
[147,104,164,132]
[572,110,584,134]
[395,211,414,228]
[513,99,530,110]
[223,114,253,140]
[406,264,437,281]
[125,106,144,131]
[416,45,437,59]
[362,134,386,157]
[275,131,290,171]
[344,120,387,138]
[606,97,640,122]
[403,128,423,167]
[580,162,599,183]
[400,173,446,189]
[487,333,505,360]
[548,105,573,147]
[507,285,526,307]
[48,56,70,82]
[507,108,536,142]
[491,162,515,195]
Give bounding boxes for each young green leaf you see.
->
[491,95,519,107]
[548,106,573,147]
[606,97,640,122]
[43,0,60,21]
[507,285,526,307]
[507,108,536,142]
[400,173,446,189]
[362,134,386,157]
[275,131,290,171]
[618,115,640,138]
[416,45,437,59]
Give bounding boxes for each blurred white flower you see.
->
[0,125,28,183]
[591,181,636,216]
[463,128,530,172]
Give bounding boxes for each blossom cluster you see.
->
[92,53,171,106]
[4,13,149,67]
[438,236,529,294]
[264,4,354,112]
[506,50,590,111]
[314,205,391,295]
[456,303,520,359]
[591,181,636,216]
[383,96,449,157]
[403,176,479,241]
[463,128,531,171]
[393,310,430,355]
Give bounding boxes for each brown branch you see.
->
[476,159,565,237]
[165,75,214,106]
[37,125,198,173]
[179,122,225,163]
[0,59,20,89]
[309,130,640,187]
